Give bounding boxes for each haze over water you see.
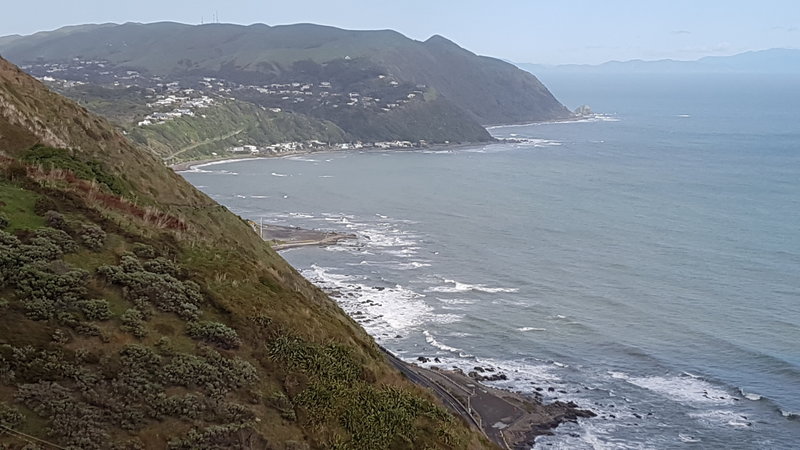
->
[183,73,800,448]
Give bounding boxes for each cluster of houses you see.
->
[236,76,425,113]
[137,89,215,126]
[25,59,432,156]
[227,139,419,156]
[26,59,142,86]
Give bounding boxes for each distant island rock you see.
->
[574,105,593,116]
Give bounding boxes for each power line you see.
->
[0,424,68,450]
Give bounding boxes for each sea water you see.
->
[182,73,800,448]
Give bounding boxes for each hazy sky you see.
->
[2,1,798,64]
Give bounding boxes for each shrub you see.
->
[77,299,113,321]
[0,402,23,428]
[33,227,78,253]
[268,335,361,382]
[16,381,110,449]
[0,214,8,229]
[131,243,156,259]
[22,145,126,196]
[186,321,242,349]
[6,345,80,383]
[98,255,203,320]
[120,309,147,338]
[0,231,22,286]
[157,394,206,420]
[79,223,106,250]
[44,210,67,230]
[161,349,258,398]
[14,265,89,321]
[142,257,182,277]
[166,423,255,450]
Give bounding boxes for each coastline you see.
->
[255,223,356,251]
[381,348,594,449]
[175,127,599,447]
[168,115,607,173]
[169,140,495,172]
[485,113,615,130]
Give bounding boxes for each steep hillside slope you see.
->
[0,56,493,449]
[0,22,571,133]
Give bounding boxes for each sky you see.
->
[1,0,799,65]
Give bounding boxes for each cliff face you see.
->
[0,22,571,143]
[0,56,492,449]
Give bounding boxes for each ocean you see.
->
[181,73,800,448]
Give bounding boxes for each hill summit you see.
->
[0,22,571,148]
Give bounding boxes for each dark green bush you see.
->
[0,401,23,428]
[77,299,113,321]
[44,210,67,230]
[16,381,110,449]
[79,223,106,250]
[33,227,78,253]
[131,243,156,259]
[161,348,258,398]
[142,257,182,277]
[187,321,241,349]
[22,145,127,196]
[268,335,361,382]
[14,264,89,321]
[98,255,202,320]
[0,214,8,229]
[4,345,80,383]
[120,309,147,338]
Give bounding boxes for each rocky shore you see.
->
[257,223,355,251]
[383,350,595,449]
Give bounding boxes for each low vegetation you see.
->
[0,56,487,449]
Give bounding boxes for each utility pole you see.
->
[260,216,264,239]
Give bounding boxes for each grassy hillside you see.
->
[124,100,347,162]
[0,56,494,449]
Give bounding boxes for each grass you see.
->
[0,181,44,231]
[0,64,491,448]
[22,145,130,196]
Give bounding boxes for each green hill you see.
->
[0,22,572,143]
[124,99,347,162]
[0,56,494,449]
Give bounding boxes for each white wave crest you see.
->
[427,278,518,294]
[612,372,735,405]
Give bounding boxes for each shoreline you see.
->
[254,223,356,251]
[247,223,596,445]
[168,114,601,173]
[381,348,595,449]
[169,141,494,172]
[485,113,614,130]
[176,127,599,447]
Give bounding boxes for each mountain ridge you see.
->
[0,22,571,140]
[516,48,800,74]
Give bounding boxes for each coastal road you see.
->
[164,128,245,162]
[378,347,508,448]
